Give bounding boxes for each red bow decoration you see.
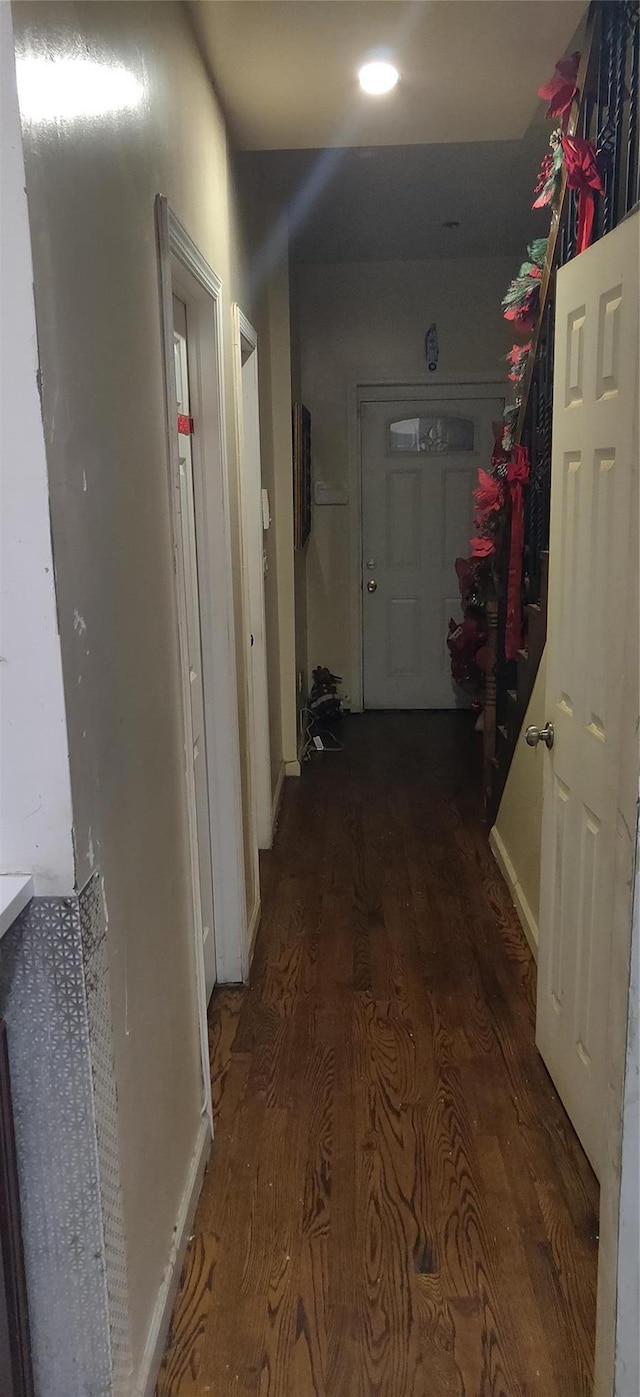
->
[505,446,530,661]
[561,136,605,253]
[473,468,503,520]
[470,534,495,559]
[539,52,580,126]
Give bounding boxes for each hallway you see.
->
[157,713,599,1397]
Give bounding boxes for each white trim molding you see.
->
[231,302,273,855]
[271,762,285,834]
[138,1118,210,1397]
[489,826,539,960]
[156,195,249,1148]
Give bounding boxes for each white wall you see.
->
[241,198,299,795]
[10,0,253,1382]
[492,652,547,956]
[294,256,515,700]
[0,0,74,895]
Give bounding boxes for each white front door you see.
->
[173,297,217,1001]
[361,392,503,708]
[536,214,639,1178]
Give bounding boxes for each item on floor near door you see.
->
[424,322,438,372]
[292,403,311,550]
[302,667,344,759]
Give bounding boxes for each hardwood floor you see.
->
[156,713,599,1397]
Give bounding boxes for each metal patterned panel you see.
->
[79,874,133,1394]
[0,897,112,1397]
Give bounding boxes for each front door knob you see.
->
[367,579,377,593]
[525,721,554,749]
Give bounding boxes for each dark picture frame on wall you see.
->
[292,403,311,550]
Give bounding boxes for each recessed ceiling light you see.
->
[358,61,399,96]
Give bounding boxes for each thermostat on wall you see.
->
[314,480,348,506]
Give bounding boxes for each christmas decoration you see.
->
[501,403,519,453]
[505,446,531,661]
[447,614,491,696]
[538,51,580,126]
[533,130,565,208]
[502,241,547,331]
[561,135,606,252]
[445,37,610,704]
[506,342,532,386]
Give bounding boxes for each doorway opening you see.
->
[156,197,248,1121]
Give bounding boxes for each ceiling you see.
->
[188,0,586,151]
[237,125,552,262]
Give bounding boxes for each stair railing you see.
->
[484,0,639,815]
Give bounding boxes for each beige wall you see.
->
[12,0,254,1381]
[294,256,515,701]
[493,653,547,950]
[242,202,299,794]
[0,1,74,895]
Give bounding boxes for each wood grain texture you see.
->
[156,713,598,1397]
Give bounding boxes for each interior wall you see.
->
[294,255,515,702]
[290,267,308,743]
[492,652,547,953]
[0,1,74,895]
[243,203,299,797]
[11,1,253,1383]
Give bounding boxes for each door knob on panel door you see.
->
[525,722,554,749]
[367,579,377,593]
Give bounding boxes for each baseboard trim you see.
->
[247,893,261,969]
[489,826,539,961]
[138,1116,210,1397]
[271,763,285,832]
[285,758,301,777]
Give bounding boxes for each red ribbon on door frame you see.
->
[505,446,530,662]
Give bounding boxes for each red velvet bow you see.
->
[561,136,605,253]
[539,52,580,126]
[470,535,495,559]
[474,469,503,519]
[505,447,530,661]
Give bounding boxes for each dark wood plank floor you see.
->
[156,713,599,1397]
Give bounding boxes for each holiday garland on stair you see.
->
[448,39,616,701]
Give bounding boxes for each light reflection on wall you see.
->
[16,55,144,123]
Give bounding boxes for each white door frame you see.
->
[347,374,506,711]
[232,305,273,868]
[156,197,248,1121]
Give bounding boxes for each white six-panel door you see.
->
[536,214,639,1178]
[360,393,503,708]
